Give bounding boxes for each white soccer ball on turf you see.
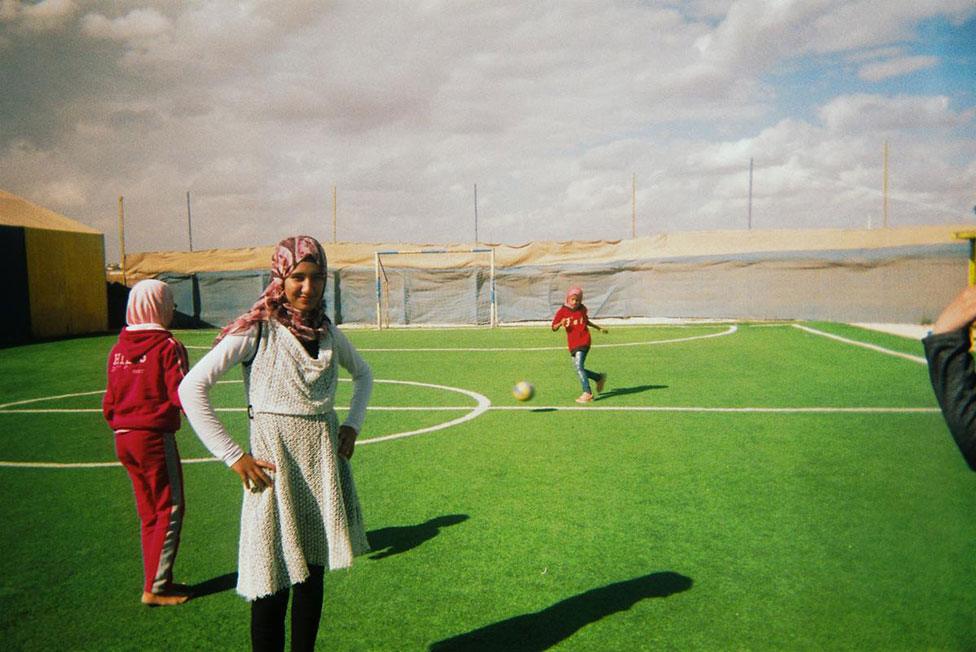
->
[512,381,535,401]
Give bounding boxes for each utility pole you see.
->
[186,191,194,251]
[632,173,636,239]
[748,158,753,230]
[883,140,889,228]
[117,196,127,285]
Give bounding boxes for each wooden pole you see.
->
[748,158,753,230]
[117,196,127,285]
[631,173,636,239]
[883,141,889,228]
[186,191,194,251]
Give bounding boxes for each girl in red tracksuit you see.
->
[103,279,191,607]
[552,286,608,403]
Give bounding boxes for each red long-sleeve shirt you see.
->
[103,328,189,433]
[552,304,593,354]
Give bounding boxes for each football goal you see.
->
[374,248,497,329]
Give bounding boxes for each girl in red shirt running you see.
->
[551,286,608,403]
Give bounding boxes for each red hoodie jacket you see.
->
[552,304,593,354]
[103,328,189,433]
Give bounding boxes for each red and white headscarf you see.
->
[565,286,583,304]
[126,279,174,327]
[215,235,330,345]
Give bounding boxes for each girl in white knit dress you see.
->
[179,236,372,651]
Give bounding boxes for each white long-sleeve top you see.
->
[179,322,373,467]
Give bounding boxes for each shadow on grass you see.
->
[595,384,668,401]
[428,571,693,651]
[189,572,238,599]
[367,514,469,560]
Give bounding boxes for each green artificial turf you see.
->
[1,323,974,650]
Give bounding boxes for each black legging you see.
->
[250,565,325,652]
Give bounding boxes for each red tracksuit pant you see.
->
[115,430,185,594]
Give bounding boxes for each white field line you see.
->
[356,325,737,352]
[0,390,106,409]
[0,458,222,469]
[792,324,926,365]
[0,379,492,469]
[184,325,737,353]
[0,406,477,414]
[0,378,461,410]
[491,405,938,413]
[0,405,937,416]
[1,325,934,469]
[0,403,937,469]
[355,381,490,446]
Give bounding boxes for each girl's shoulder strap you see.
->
[243,321,264,366]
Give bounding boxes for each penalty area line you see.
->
[792,324,926,365]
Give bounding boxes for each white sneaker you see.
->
[575,392,593,404]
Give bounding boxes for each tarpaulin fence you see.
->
[155,242,965,328]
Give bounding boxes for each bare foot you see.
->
[141,591,190,606]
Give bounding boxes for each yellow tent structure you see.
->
[0,190,107,342]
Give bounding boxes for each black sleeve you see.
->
[924,328,976,471]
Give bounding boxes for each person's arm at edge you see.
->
[924,286,976,471]
[333,326,373,460]
[178,328,275,489]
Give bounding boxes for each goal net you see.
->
[374,248,497,328]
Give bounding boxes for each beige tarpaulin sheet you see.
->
[117,223,971,280]
[111,223,969,325]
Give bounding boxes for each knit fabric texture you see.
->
[237,319,368,600]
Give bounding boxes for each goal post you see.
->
[374,248,497,329]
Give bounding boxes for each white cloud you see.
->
[2,0,77,31]
[694,0,976,73]
[847,46,904,63]
[818,94,972,132]
[41,178,87,207]
[81,8,171,41]
[0,0,18,23]
[1,1,974,259]
[858,55,939,81]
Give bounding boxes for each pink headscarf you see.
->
[566,286,583,304]
[126,279,174,327]
[215,235,330,345]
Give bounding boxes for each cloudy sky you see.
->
[1,0,974,262]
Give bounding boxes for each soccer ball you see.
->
[512,381,535,401]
